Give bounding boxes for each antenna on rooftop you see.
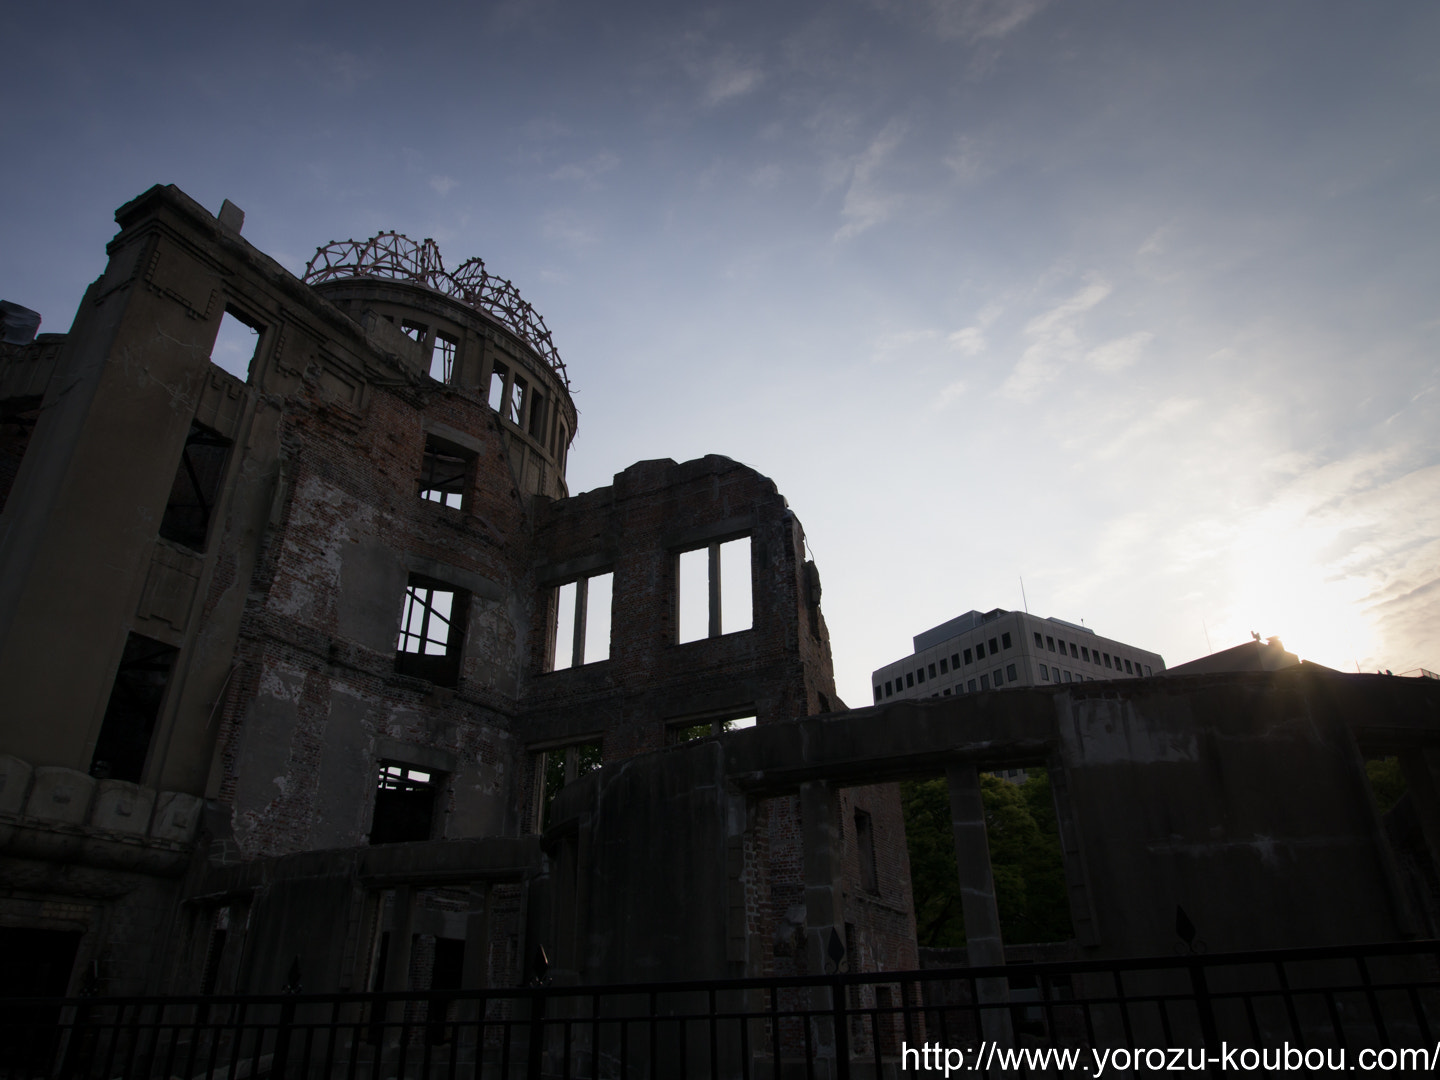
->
[1019,576,1029,614]
[1203,619,1213,653]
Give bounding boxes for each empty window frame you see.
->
[975,643,986,660]
[551,571,613,670]
[1002,632,1012,649]
[528,391,548,441]
[670,712,756,744]
[509,376,528,427]
[963,648,973,665]
[158,422,232,551]
[487,361,509,413]
[430,331,459,384]
[1034,632,1044,648]
[854,809,879,895]
[89,633,178,782]
[676,536,752,643]
[0,396,41,513]
[401,320,427,344]
[417,435,473,509]
[536,740,601,830]
[210,309,263,381]
[395,577,469,686]
[988,637,999,655]
[369,762,440,844]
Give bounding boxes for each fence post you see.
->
[1188,959,1220,1076]
[271,956,302,1080]
[830,974,850,1080]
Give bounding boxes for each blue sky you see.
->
[4,0,1437,705]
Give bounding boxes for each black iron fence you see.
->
[3,940,1438,1079]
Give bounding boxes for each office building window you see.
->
[1124,659,1134,674]
[963,648,973,665]
[1070,642,1079,658]
[906,673,914,688]
[928,663,936,678]
[943,688,951,696]
[993,668,1004,687]
[980,674,991,690]
[1081,646,1090,662]
[988,637,999,654]
[976,643,986,660]
[1040,664,1049,680]
[1001,632,1012,649]
[1104,653,1112,668]
[917,668,926,684]
[940,658,949,674]
[874,686,882,703]
[1046,636,1055,652]
[952,653,961,669]
[1006,663,1017,682]
[968,679,977,692]
[1145,665,1153,676]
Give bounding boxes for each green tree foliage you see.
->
[901,770,1075,948]
[1365,756,1406,815]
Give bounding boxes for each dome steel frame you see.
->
[304,233,568,388]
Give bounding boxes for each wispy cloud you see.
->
[429,175,458,196]
[1001,278,1112,398]
[835,119,907,241]
[1087,330,1154,373]
[926,0,1051,42]
[933,378,968,410]
[540,210,600,250]
[550,151,620,183]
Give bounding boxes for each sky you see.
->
[3,0,1438,707]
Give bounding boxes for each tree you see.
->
[901,770,1074,948]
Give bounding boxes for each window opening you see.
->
[550,571,613,670]
[510,376,528,426]
[528,392,547,441]
[1104,653,1112,668]
[1070,643,1079,659]
[676,536,752,644]
[993,668,1004,687]
[975,643,986,660]
[874,686,882,703]
[0,396,42,514]
[1034,632,1044,648]
[928,663,937,678]
[369,762,439,844]
[1040,664,1050,680]
[1046,636,1056,652]
[537,741,602,830]
[1007,663,1018,682]
[487,361,509,413]
[980,674,991,690]
[1124,659,1134,674]
[670,713,757,744]
[1081,646,1090,662]
[159,422,232,551]
[940,658,949,674]
[854,808,879,895]
[1002,632,1012,649]
[968,679,977,692]
[555,422,568,469]
[89,633,178,782]
[430,331,458,384]
[401,321,427,344]
[906,673,914,688]
[917,668,925,684]
[417,436,471,509]
[395,577,469,686]
[900,768,1074,950]
[989,637,999,654]
[210,309,262,381]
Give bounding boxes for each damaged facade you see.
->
[3,184,1440,1033]
[0,184,912,1001]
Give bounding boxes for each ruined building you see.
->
[6,186,1440,1049]
[0,184,913,1000]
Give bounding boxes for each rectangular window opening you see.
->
[89,633,178,783]
[528,392,547,441]
[1070,643,1079,659]
[418,435,472,509]
[369,762,439,845]
[0,396,42,514]
[510,377,528,426]
[400,321,427,344]
[537,741,601,830]
[1034,632,1044,648]
[1006,663,1018,682]
[487,361,509,413]
[1002,632,1012,650]
[962,649,972,665]
[676,537,752,643]
[1081,646,1090,662]
[395,577,469,687]
[550,571,613,670]
[158,422,232,551]
[210,309,263,381]
[854,809,879,895]
[430,331,459,384]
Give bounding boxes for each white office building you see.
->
[870,608,1166,705]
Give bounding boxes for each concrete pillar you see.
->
[801,781,843,1070]
[946,765,1012,1046]
[708,542,722,638]
[384,886,417,992]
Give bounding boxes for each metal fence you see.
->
[3,940,1438,1079]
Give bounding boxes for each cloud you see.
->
[947,327,986,356]
[429,175,458,196]
[1001,278,1112,398]
[550,151,620,183]
[835,119,908,241]
[1086,330,1154,373]
[926,0,1050,42]
[933,379,968,410]
[870,328,938,364]
[704,61,764,105]
[540,211,600,250]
